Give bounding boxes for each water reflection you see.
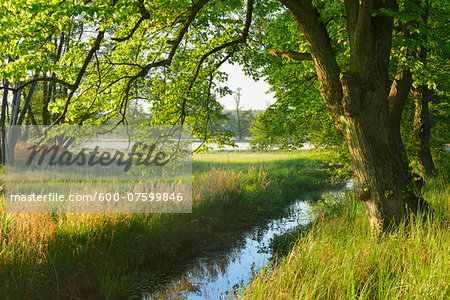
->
[143,181,354,299]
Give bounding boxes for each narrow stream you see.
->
[143,180,354,299]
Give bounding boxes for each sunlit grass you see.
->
[192,150,334,174]
[0,150,333,299]
[193,150,328,163]
[241,175,450,300]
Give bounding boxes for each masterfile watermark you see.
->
[5,125,192,213]
[25,142,171,172]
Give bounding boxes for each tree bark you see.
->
[0,80,9,164]
[412,2,435,177]
[413,86,435,177]
[235,87,243,140]
[341,76,420,232]
[279,0,422,233]
[42,75,52,125]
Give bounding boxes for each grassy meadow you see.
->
[0,149,448,299]
[0,150,335,299]
[241,168,449,299]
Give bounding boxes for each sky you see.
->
[217,62,275,111]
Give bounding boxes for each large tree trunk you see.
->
[280,0,422,233]
[337,5,423,232]
[340,77,419,232]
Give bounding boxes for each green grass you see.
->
[0,150,336,299]
[241,173,449,300]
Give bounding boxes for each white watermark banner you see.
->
[5,125,192,213]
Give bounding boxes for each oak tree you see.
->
[1,0,446,232]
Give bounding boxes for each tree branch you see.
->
[190,0,253,90]
[119,0,211,117]
[17,72,40,126]
[268,48,312,61]
[1,77,74,93]
[388,0,420,128]
[53,29,105,124]
[278,0,342,116]
[112,4,150,43]
[178,0,254,124]
[388,69,412,127]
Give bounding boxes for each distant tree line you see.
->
[213,109,260,140]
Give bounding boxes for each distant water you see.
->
[74,139,315,152]
[192,141,314,151]
[192,141,253,151]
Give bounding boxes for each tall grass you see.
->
[241,175,449,300]
[0,151,333,299]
